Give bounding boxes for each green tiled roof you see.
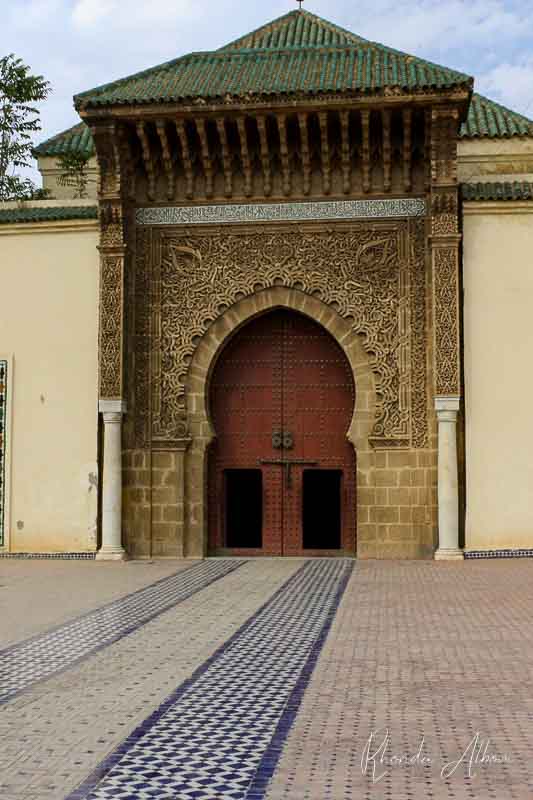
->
[32,123,95,157]
[36,12,533,154]
[461,182,533,201]
[460,94,532,138]
[74,10,472,109]
[222,10,367,49]
[0,206,98,225]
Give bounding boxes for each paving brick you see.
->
[0,560,190,648]
[2,559,533,800]
[263,560,533,800]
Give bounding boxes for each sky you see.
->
[2,0,533,185]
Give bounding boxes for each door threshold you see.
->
[208,551,357,560]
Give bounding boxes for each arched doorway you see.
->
[208,309,356,556]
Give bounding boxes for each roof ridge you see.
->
[219,9,367,51]
[218,9,472,82]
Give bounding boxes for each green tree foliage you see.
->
[0,54,50,201]
[57,151,94,199]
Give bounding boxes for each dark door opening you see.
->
[225,469,263,548]
[303,469,342,550]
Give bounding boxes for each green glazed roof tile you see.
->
[74,10,473,109]
[36,11,533,152]
[221,10,367,49]
[461,181,533,201]
[0,206,98,224]
[74,45,472,108]
[460,94,533,138]
[32,123,95,157]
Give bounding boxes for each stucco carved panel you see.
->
[99,255,124,399]
[133,218,428,448]
[433,245,460,395]
[136,198,426,226]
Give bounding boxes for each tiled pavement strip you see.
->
[0,559,245,705]
[66,558,353,800]
[0,559,303,799]
[2,559,533,800]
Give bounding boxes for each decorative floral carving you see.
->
[132,228,151,446]
[432,213,458,236]
[99,256,123,398]
[101,222,124,249]
[132,220,429,445]
[430,108,459,184]
[410,218,428,447]
[431,190,459,236]
[433,246,459,395]
[93,126,129,402]
[428,107,461,400]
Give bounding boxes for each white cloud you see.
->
[344,0,530,56]
[71,0,197,29]
[6,0,65,32]
[72,0,117,27]
[479,60,533,118]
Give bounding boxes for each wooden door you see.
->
[208,310,356,556]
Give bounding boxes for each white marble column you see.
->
[434,396,463,560]
[96,400,127,561]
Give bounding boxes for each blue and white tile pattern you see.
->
[68,559,353,800]
[0,559,245,705]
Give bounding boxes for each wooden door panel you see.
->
[281,310,355,555]
[209,311,284,554]
[209,309,356,556]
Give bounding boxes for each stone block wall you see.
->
[123,449,185,558]
[357,443,438,559]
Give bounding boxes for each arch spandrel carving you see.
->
[187,289,375,453]
[133,218,428,449]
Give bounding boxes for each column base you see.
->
[96,548,128,561]
[434,548,464,561]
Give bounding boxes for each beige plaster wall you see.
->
[0,220,99,552]
[463,203,533,549]
[458,138,533,183]
[37,155,98,200]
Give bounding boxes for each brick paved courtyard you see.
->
[0,558,532,799]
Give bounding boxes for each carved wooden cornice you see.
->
[88,104,462,204]
[78,87,471,119]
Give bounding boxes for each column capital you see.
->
[435,395,460,413]
[99,399,127,415]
